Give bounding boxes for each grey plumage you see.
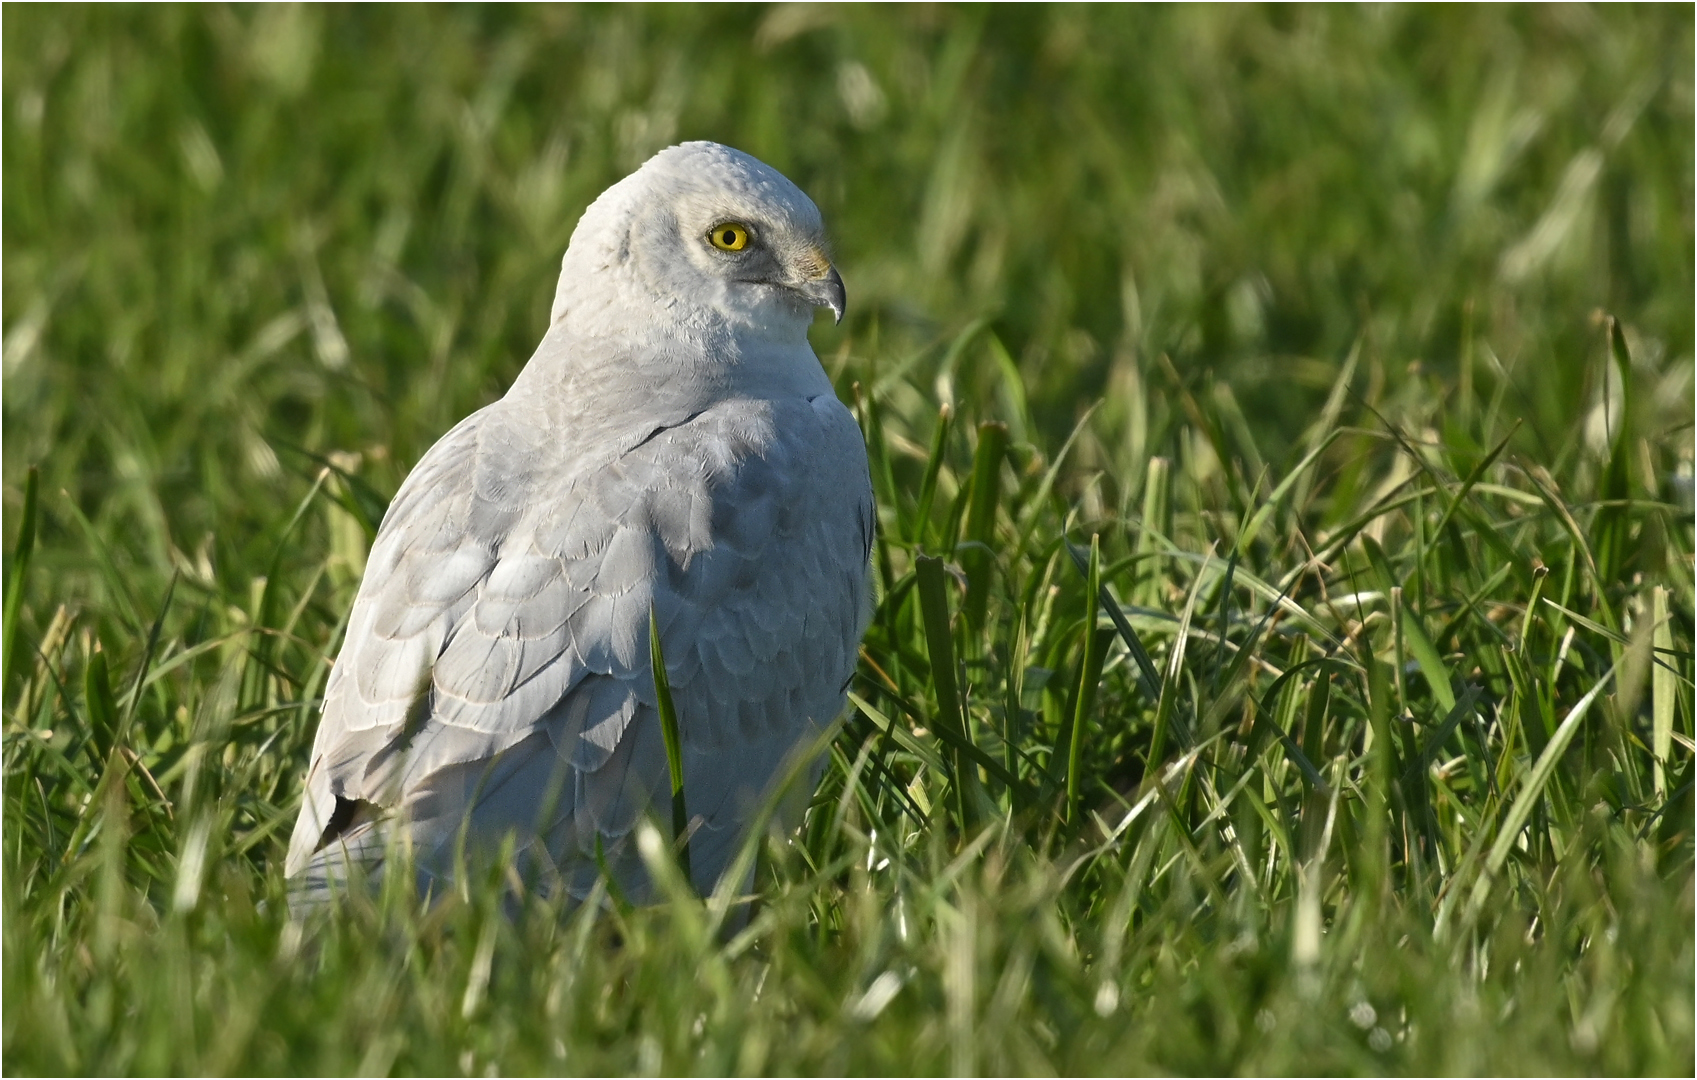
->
[285,142,872,907]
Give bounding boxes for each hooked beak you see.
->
[798,263,847,325]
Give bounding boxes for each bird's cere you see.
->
[285,142,873,910]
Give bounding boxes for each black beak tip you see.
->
[797,264,847,326]
[820,265,846,326]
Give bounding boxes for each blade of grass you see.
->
[1592,318,1635,584]
[912,405,954,551]
[1651,586,1676,799]
[83,647,121,765]
[914,554,974,828]
[3,464,39,691]
[649,606,689,885]
[961,421,1008,634]
[1063,536,1109,823]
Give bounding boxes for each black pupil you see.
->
[722,229,736,245]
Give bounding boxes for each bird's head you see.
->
[551,142,845,345]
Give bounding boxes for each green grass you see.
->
[4,5,1693,1074]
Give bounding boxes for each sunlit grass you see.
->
[4,6,1693,1075]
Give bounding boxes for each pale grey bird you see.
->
[285,142,872,907]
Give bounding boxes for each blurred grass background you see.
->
[3,4,1693,1075]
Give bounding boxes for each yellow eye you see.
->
[708,222,751,251]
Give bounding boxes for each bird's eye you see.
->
[708,222,751,252]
